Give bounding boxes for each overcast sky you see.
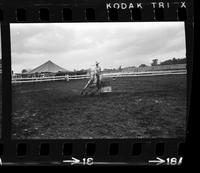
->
[10,22,186,73]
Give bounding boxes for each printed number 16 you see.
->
[166,157,183,165]
[83,158,94,165]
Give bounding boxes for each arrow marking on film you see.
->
[148,157,165,165]
[63,157,80,165]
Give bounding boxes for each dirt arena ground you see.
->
[11,74,187,139]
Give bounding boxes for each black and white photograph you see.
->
[11,22,187,139]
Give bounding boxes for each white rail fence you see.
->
[12,69,187,84]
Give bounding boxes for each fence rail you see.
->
[12,69,187,84]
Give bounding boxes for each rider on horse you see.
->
[81,62,102,95]
[94,62,101,89]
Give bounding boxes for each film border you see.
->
[0,0,194,166]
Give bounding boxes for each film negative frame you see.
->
[0,0,194,166]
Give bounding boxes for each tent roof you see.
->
[28,60,68,74]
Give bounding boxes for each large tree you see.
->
[139,64,147,67]
[21,69,28,73]
[151,59,158,66]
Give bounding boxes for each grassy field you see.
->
[12,74,187,139]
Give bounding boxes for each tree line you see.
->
[150,57,186,66]
[19,57,186,75]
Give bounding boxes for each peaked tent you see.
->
[28,60,68,74]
